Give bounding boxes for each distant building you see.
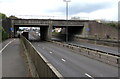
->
[54,28,62,32]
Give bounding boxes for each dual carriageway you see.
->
[27,32,119,77]
[1,18,119,78]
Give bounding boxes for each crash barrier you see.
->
[50,41,119,67]
[20,36,63,78]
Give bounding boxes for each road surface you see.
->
[32,41,118,77]
[2,39,29,77]
[29,33,37,40]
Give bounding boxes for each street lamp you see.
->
[63,0,71,42]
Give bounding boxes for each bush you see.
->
[2,30,8,41]
[0,26,8,41]
[0,26,2,42]
[104,22,118,28]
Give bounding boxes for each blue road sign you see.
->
[87,28,90,31]
[10,27,13,32]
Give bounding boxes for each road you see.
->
[68,41,118,55]
[29,33,37,40]
[29,31,40,40]
[32,41,118,77]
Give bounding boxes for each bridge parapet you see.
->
[12,19,50,25]
[52,20,84,26]
[12,19,86,26]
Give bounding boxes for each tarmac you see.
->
[2,38,29,77]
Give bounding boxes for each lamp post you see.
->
[63,0,71,42]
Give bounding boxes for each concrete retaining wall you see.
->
[50,41,119,67]
[20,39,38,77]
[88,21,118,40]
[20,36,63,78]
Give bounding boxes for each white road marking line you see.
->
[42,47,45,49]
[0,39,15,53]
[85,73,94,79]
[50,52,53,54]
[61,59,66,62]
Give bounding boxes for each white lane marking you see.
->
[85,73,94,79]
[50,52,53,54]
[42,47,45,49]
[0,39,15,53]
[61,59,66,62]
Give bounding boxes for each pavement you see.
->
[2,39,14,48]
[32,41,118,77]
[2,38,28,77]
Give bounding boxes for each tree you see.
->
[0,13,9,41]
[104,22,118,28]
[0,13,7,19]
[8,15,18,19]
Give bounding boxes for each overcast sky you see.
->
[0,0,119,21]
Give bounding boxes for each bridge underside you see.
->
[53,26,84,41]
[68,26,84,41]
[14,25,50,41]
[14,24,84,41]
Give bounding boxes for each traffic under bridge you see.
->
[14,25,51,41]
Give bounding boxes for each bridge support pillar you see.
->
[82,22,89,37]
[47,24,52,41]
[40,25,52,41]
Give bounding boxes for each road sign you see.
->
[87,28,90,31]
[10,27,13,32]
